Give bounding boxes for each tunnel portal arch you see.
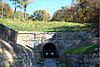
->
[42,43,58,58]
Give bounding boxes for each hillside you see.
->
[0,19,88,32]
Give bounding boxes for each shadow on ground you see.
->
[47,25,87,32]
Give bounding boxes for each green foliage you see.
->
[64,44,99,54]
[52,6,78,22]
[9,0,17,20]
[51,9,64,21]
[51,0,99,35]
[15,11,29,20]
[17,0,33,19]
[0,19,87,32]
[52,0,99,23]
[32,9,50,21]
[0,3,13,18]
[17,0,32,6]
[61,63,68,67]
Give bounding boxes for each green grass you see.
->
[64,44,99,54]
[0,19,87,32]
[61,63,68,67]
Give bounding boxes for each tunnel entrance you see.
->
[42,43,57,58]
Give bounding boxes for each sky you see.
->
[4,0,72,16]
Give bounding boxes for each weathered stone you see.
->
[65,53,99,67]
[0,39,34,67]
[0,24,99,67]
[16,31,98,59]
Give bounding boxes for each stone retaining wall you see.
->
[0,24,34,67]
[0,24,98,66]
[65,50,99,67]
[0,39,35,67]
[0,24,17,42]
[17,31,98,60]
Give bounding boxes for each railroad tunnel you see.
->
[42,43,58,58]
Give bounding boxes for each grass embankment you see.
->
[0,19,87,32]
[64,44,98,54]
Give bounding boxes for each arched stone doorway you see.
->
[42,43,57,58]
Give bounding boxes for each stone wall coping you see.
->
[17,31,57,33]
[17,31,91,34]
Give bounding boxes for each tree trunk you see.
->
[1,6,4,18]
[1,0,4,18]
[76,7,78,22]
[13,1,17,20]
[24,5,27,20]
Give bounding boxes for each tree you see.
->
[51,9,64,21]
[0,3,13,18]
[63,6,78,22]
[17,0,33,19]
[0,0,4,18]
[32,9,50,21]
[10,0,22,20]
[72,0,99,23]
[73,0,99,36]
[51,6,78,22]
[9,0,18,20]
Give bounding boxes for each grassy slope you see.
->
[64,44,99,54]
[0,19,87,32]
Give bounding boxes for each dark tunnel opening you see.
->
[42,43,57,58]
